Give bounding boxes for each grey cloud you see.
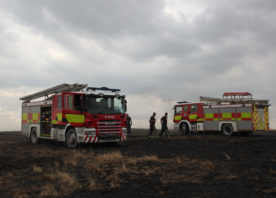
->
[0,0,276,129]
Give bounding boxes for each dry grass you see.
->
[62,150,88,167]
[261,187,276,193]
[89,177,96,190]
[106,175,121,189]
[6,171,14,177]
[224,152,231,160]
[33,165,43,173]
[175,157,182,164]
[270,169,276,175]
[227,175,239,179]
[203,160,215,171]
[39,184,58,198]
[137,155,159,162]
[46,171,76,186]
[13,189,29,198]
[95,151,123,165]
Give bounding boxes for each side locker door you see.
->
[197,103,204,122]
[174,106,183,122]
[62,93,85,128]
[52,95,63,126]
[257,107,265,130]
[182,105,189,121]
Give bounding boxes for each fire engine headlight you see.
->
[84,128,96,135]
[122,128,127,135]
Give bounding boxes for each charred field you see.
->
[0,130,276,198]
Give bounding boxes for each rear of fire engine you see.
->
[173,92,270,136]
[20,83,128,148]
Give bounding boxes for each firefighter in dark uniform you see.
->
[159,112,169,138]
[148,112,157,137]
[126,115,132,134]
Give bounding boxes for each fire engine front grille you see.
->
[97,120,121,140]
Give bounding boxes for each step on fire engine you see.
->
[20,83,128,148]
[173,92,270,136]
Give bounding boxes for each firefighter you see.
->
[148,112,157,137]
[159,112,169,138]
[126,114,132,134]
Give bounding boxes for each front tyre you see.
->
[30,128,39,144]
[221,124,234,136]
[179,123,189,135]
[66,128,78,148]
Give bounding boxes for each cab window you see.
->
[57,96,62,109]
[175,106,182,114]
[190,104,198,113]
[73,94,83,111]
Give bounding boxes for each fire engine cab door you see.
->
[188,104,203,122]
[182,105,189,121]
[62,93,85,127]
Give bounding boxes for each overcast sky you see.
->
[0,0,275,131]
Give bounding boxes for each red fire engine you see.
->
[173,92,270,136]
[20,83,128,148]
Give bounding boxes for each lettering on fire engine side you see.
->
[104,116,115,119]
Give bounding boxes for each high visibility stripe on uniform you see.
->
[65,114,85,123]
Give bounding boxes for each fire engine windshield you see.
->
[85,95,126,114]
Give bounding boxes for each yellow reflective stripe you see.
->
[264,111,269,131]
[57,113,62,121]
[174,115,182,121]
[65,114,84,123]
[205,113,214,119]
[189,114,197,119]
[241,112,251,118]
[52,120,58,124]
[197,118,204,121]
[22,113,28,120]
[32,113,38,120]
[222,113,232,118]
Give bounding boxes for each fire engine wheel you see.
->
[180,123,189,135]
[221,124,234,136]
[66,128,78,148]
[30,128,39,144]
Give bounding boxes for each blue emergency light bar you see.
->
[86,87,121,93]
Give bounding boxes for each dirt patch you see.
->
[0,130,276,197]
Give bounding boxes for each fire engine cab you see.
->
[173,92,270,136]
[20,83,128,148]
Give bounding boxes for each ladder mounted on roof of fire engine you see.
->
[86,87,121,93]
[200,92,269,105]
[20,83,88,102]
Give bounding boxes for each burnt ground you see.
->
[0,129,276,198]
